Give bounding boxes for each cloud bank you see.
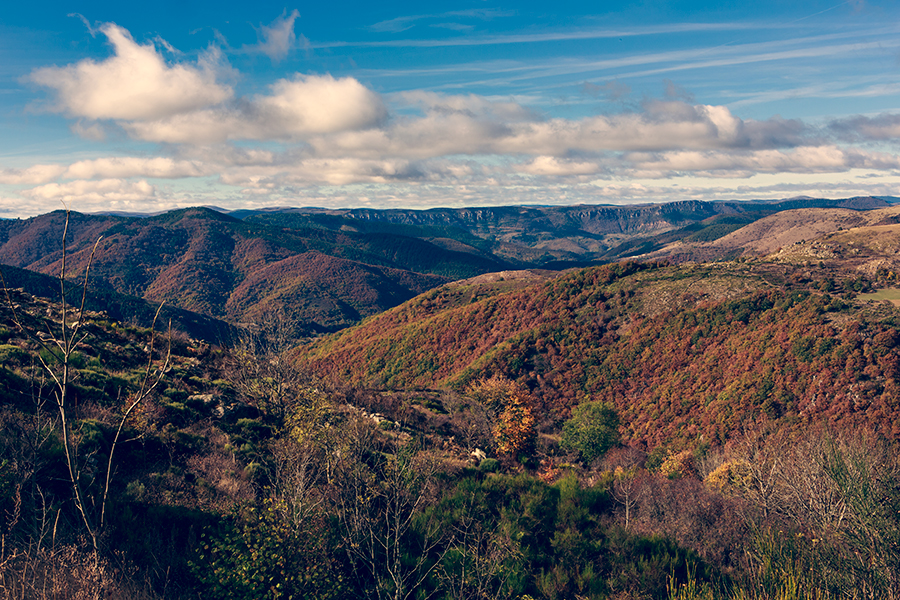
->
[7,19,900,215]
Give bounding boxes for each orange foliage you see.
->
[295,262,900,449]
[492,392,536,458]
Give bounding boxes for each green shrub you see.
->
[479,457,500,472]
[560,401,621,463]
[0,344,26,362]
[192,500,347,600]
[235,418,272,441]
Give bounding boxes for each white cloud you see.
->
[124,74,387,144]
[63,157,207,179]
[312,98,808,162]
[510,102,806,153]
[253,10,301,61]
[398,91,535,122]
[256,75,387,135]
[30,23,232,120]
[0,164,67,185]
[219,157,432,187]
[182,146,277,167]
[517,156,600,176]
[28,24,385,146]
[623,146,900,176]
[122,110,240,144]
[22,179,157,204]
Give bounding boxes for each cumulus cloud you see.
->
[30,23,232,121]
[21,179,157,205]
[517,156,600,176]
[63,157,207,179]
[219,157,440,187]
[399,91,536,122]
[255,76,387,135]
[311,97,810,162]
[28,22,385,147]
[124,74,387,144]
[829,113,900,142]
[622,146,900,177]
[0,164,67,185]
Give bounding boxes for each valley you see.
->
[1,197,899,599]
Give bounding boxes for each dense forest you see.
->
[1,253,899,599]
[294,261,900,448]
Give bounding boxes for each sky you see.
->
[1,0,900,217]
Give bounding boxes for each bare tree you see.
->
[0,210,169,555]
[442,390,492,451]
[335,429,448,600]
[721,427,900,599]
[225,307,305,422]
[0,364,60,555]
[611,467,645,530]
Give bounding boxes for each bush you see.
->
[0,343,26,362]
[479,457,500,473]
[192,500,347,600]
[560,401,620,463]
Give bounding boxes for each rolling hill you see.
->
[0,261,236,344]
[290,259,900,449]
[0,197,896,336]
[647,203,900,267]
[0,208,473,334]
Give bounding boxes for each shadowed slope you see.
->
[0,208,460,330]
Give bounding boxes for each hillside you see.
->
[224,252,447,331]
[0,208,461,334]
[291,260,900,448]
[648,203,900,266]
[0,262,235,344]
[2,224,899,600]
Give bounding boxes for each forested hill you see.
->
[1,198,897,339]
[291,260,900,449]
[0,262,236,344]
[0,208,468,334]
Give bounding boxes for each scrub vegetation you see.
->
[2,211,900,599]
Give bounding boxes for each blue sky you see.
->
[1,1,899,216]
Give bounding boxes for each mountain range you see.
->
[1,196,896,338]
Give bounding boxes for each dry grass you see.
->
[858,287,900,306]
[0,542,160,600]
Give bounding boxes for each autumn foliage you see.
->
[466,376,536,459]
[294,260,900,449]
